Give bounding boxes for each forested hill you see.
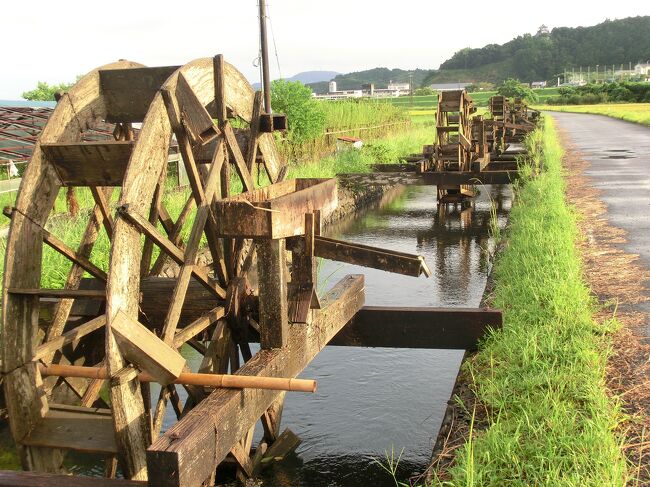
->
[425,16,650,84]
[307,68,434,94]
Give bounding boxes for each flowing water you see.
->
[3,183,511,485]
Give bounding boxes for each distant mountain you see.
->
[288,71,340,84]
[307,67,436,94]
[424,16,650,85]
[252,70,340,89]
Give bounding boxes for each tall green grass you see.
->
[282,99,409,161]
[438,118,627,485]
[287,125,433,178]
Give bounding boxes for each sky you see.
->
[1,0,649,99]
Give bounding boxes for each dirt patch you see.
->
[560,129,650,485]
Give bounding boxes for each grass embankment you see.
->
[439,119,627,485]
[535,103,650,127]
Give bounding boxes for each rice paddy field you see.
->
[535,103,650,127]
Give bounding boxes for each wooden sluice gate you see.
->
[1,56,504,487]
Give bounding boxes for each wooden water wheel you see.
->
[432,89,476,203]
[1,55,294,481]
[2,55,433,486]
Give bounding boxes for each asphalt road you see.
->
[552,112,650,267]
[552,112,650,336]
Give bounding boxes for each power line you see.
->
[265,2,283,80]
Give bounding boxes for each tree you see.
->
[497,78,538,102]
[270,80,325,143]
[414,87,435,96]
[22,80,75,101]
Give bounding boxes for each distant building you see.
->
[634,62,650,76]
[314,79,408,100]
[387,80,410,91]
[531,81,547,89]
[429,82,471,91]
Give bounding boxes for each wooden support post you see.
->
[246,91,263,172]
[257,238,288,349]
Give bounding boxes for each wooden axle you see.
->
[38,363,317,393]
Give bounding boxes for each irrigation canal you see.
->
[0,182,512,486]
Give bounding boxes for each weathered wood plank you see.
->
[41,141,133,186]
[330,306,502,350]
[172,306,225,348]
[260,428,301,466]
[313,236,431,277]
[147,275,365,487]
[22,404,117,454]
[245,91,263,172]
[100,65,180,123]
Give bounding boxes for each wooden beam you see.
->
[117,206,226,299]
[159,143,224,344]
[34,315,106,360]
[257,238,288,349]
[111,310,186,385]
[222,122,255,193]
[0,470,146,487]
[8,288,105,299]
[172,306,225,349]
[146,274,365,487]
[313,236,431,277]
[90,187,114,238]
[330,306,502,351]
[421,170,519,185]
[175,73,219,147]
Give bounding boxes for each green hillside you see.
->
[307,67,435,94]
[425,16,650,84]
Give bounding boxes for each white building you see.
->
[634,62,650,76]
[387,80,410,91]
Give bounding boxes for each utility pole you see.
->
[596,65,599,84]
[259,0,272,113]
[409,73,413,108]
[587,65,591,83]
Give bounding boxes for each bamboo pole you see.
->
[38,363,316,393]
